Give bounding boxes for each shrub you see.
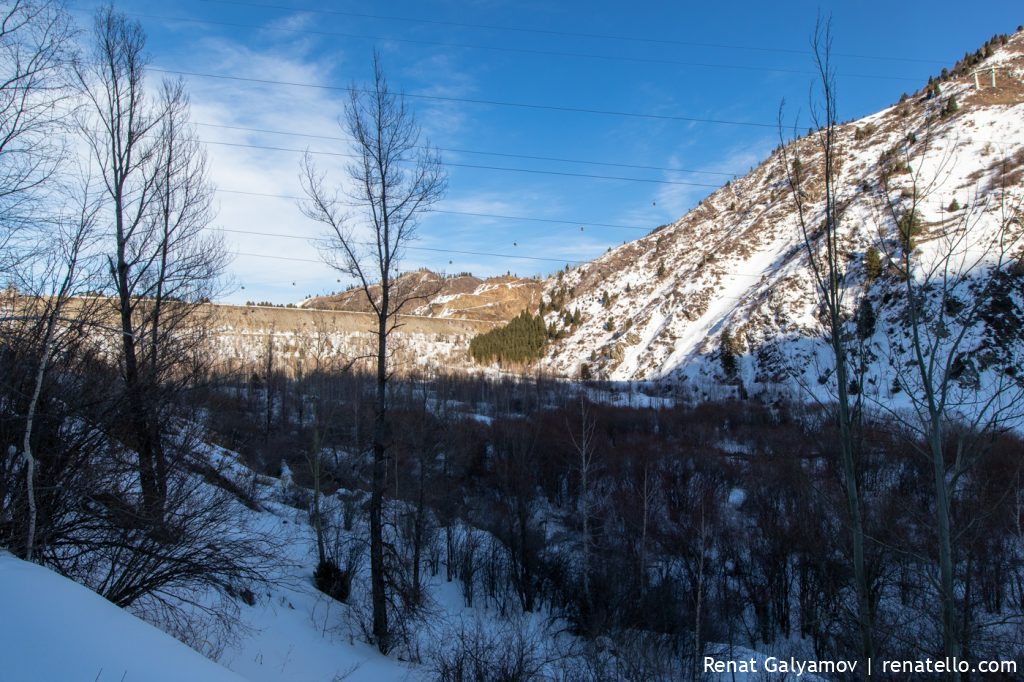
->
[941,96,959,118]
[314,558,352,602]
[429,619,553,682]
[854,124,875,141]
[948,198,960,211]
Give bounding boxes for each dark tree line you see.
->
[195,351,1024,676]
[470,310,549,365]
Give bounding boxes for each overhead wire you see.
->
[212,188,655,232]
[114,10,921,83]
[150,66,787,130]
[199,138,724,187]
[195,121,743,177]
[198,0,948,66]
[222,229,590,264]
[221,226,783,283]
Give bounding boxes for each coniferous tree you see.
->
[864,247,882,282]
[469,311,548,365]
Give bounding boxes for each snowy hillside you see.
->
[0,552,246,682]
[538,30,1024,398]
[0,444,814,682]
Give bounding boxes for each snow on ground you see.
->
[0,551,246,682]
[1,439,833,682]
[217,505,418,682]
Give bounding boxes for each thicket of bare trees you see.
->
[873,116,1024,678]
[200,363,1024,674]
[776,16,1024,680]
[1,3,267,645]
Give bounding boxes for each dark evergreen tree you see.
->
[856,298,876,341]
[719,328,739,377]
[469,311,549,365]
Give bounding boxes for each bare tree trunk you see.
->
[412,452,426,605]
[22,325,56,561]
[639,462,650,597]
[22,222,89,560]
[310,401,326,565]
[779,18,874,674]
[264,327,274,443]
[692,506,707,682]
[570,396,596,605]
[299,51,446,655]
[370,306,389,651]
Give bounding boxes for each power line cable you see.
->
[212,188,656,231]
[230,242,587,265]
[117,10,919,83]
[195,121,743,177]
[150,66,785,129]
[199,0,947,66]
[222,226,783,275]
[199,138,725,187]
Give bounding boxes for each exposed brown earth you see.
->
[302,269,542,323]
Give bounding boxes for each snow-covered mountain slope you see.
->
[538,30,1024,397]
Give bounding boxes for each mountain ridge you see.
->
[530,28,1024,396]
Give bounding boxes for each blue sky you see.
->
[72,1,1023,304]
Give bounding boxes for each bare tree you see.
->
[876,126,1024,675]
[18,182,98,562]
[0,1,86,562]
[77,5,224,522]
[299,52,447,653]
[0,0,76,259]
[568,395,597,605]
[777,16,875,674]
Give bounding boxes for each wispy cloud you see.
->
[162,24,359,303]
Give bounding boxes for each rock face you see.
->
[301,270,543,323]
[208,303,497,377]
[534,30,1024,398]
